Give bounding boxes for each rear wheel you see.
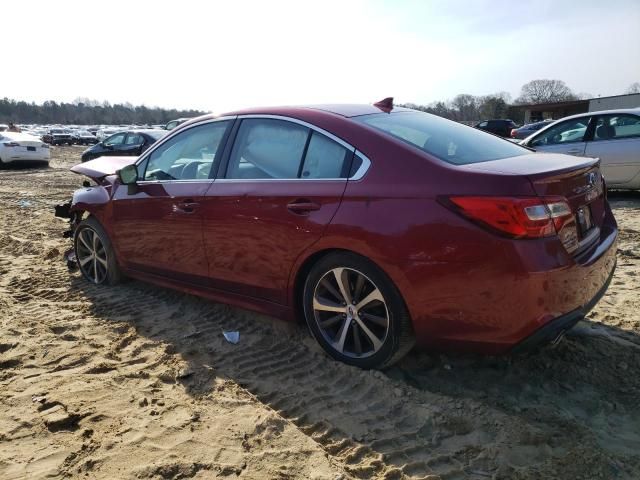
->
[303,252,414,369]
[74,217,122,285]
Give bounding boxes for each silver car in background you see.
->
[521,108,640,190]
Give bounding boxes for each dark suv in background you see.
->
[43,128,73,145]
[80,129,166,162]
[474,119,518,137]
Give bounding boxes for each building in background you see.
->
[509,93,640,124]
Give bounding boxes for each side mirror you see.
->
[118,164,138,185]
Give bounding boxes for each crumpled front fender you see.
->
[70,185,111,217]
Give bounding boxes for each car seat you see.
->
[596,124,615,140]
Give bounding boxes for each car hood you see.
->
[71,156,137,183]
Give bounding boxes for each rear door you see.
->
[584,113,640,186]
[528,116,593,156]
[110,119,232,282]
[200,116,354,304]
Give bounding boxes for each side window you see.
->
[300,132,351,179]
[478,121,488,128]
[226,119,309,179]
[104,133,126,146]
[531,118,590,146]
[125,133,144,145]
[143,121,230,181]
[594,115,640,141]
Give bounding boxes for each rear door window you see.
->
[125,133,144,145]
[300,131,351,179]
[593,114,640,141]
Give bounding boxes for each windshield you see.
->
[355,111,528,165]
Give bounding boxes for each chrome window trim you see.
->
[214,178,346,183]
[237,114,354,151]
[226,114,372,181]
[352,151,371,181]
[135,116,236,183]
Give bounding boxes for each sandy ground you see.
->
[0,147,639,480]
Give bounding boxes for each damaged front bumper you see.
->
[54,199,79,271]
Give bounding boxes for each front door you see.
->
[110,120,232,282]
[201,117,354,304]
[529,116,592,157]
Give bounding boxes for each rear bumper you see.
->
[511,257,616,353]
[406,204,618,354]
[2,152,50,162]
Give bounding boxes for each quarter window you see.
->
[143,121,230,181]
[593,114,640,141]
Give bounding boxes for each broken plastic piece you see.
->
[222,331,240,344]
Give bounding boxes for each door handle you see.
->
[175,200,200,213]
[287,199,321,215]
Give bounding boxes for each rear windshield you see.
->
[355,111,528,165]
[148,130,167,140]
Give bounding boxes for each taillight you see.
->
[444,196,577,248]
[3,142,20,147]
[510,129,517,138]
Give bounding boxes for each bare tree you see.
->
[451,94,478,121]
[515,79,577,104]
[626,82,640,94]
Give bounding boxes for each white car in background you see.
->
[0,131,50,166]
[521,108,640,190]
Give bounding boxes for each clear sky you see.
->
[4,0,639,113]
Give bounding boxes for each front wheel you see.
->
[74,217,123,285]
[303,252,414,369]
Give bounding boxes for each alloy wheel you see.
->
[312,267,389,358]
[76,228,108,284]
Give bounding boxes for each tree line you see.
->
[0,97,206,125]
[2,80,638,126]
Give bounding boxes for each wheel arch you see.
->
[288,246,412,325]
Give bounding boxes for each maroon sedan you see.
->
[56,100,617,368]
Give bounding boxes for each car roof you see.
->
[178,104,415,130]
[554,108,640,122]
[222,103,414,118]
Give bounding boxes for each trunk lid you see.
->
[461,152,606,246]
[70,156,137,183]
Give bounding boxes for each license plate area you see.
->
[576,205,593,238]
[27,146,36,151]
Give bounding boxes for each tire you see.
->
[303,252,414,369]
[74,216,123,285]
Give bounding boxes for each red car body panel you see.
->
[67,104,618,354]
